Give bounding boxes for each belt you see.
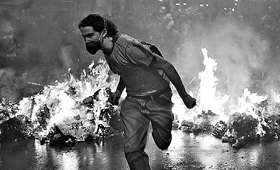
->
[128,86,171,100]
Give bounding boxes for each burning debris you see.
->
[213,102,280,149]
[213,120,227,138]
[0,59,122,146]
[221,112,260,148]
[173,48,280,149]
[179,110,219,133]
[0,115,33,142]
[0,99,19,124]
[1,47,280,150]
[177,101,280,149]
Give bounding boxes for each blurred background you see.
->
[1,0,280,103]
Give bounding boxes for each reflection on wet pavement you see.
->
[1,130,280,170]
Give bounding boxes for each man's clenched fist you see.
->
[182,93,196,109]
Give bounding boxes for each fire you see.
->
[169,48,280,148]
[1,47,280,147]
[198,48,230,118]
[15,59,119,141]
[172,48,269,129]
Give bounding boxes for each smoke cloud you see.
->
[175,14,279,102]
[0,8,94,102]
[1,2,280,104]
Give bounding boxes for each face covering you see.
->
[86,39,101,55]
[85,19,107,55]
[85,30,104,55]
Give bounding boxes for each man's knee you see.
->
[157,139,171,150]
[152,131,172,150]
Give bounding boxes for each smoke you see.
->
[1,4,280,104]
[175,14,278,101]
[0,8,91,102]
[0,69,18,101]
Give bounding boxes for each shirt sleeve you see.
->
[125,39,155,66]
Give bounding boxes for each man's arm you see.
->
[109,77,125,105]
[116,77,126,95]
[149,55,196,109]
[125,39,195,108]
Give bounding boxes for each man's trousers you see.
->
[120,93,174,170]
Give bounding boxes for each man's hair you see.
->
[78,14,118,37]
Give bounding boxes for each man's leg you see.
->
[148,100,174,150]
[120,97,151,170]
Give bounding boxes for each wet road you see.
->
[1,130,280,170]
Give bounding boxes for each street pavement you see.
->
[1,129,280,170]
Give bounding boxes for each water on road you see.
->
[1,130,280,170]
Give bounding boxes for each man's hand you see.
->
[182,93,196,109]
[108,90,121,105]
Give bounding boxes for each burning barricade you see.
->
[219,112,260,149]
[0,59,122,145]
[0,99,33,141]
[176,101,280,149]
[214,102,280,149]
[179,110,219,134]
[0,99,18,124]
[2,47,280,150]
[174,48,280,149]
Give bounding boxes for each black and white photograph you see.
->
[1,0,280,170]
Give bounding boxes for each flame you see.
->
[4,47,278,142]
[198,48,230,117]
[15,59,119,140]
[172,48,270,132]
